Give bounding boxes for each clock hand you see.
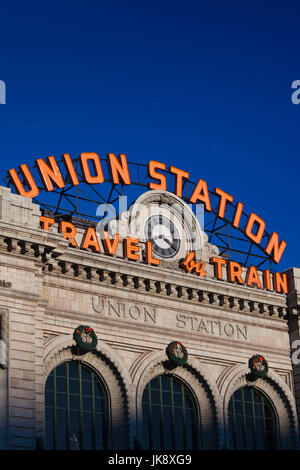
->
[164,238,173,247]
[152,235,173,247]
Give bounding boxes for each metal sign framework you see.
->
[4,157,274,271]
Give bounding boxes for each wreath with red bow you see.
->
[249,354,268,378]
[73,325,98,352]
[166,341,188,366]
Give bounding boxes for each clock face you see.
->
[145,214,181,259]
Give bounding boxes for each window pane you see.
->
[56,392,66,408]
[56,376,66,393]
[94,383,104,398]
[82,413,93,449]
[173,393,182,407]
[162,391,171,405]
[57,407,66,425]
[82,395,92,411]
[163,406,172,421]
[163,422,172,449]
[95,397,104,413]
[174,423,184,449]
[151,389,160,403]
[45,406,53,423]
[151,419,161,449]
[69,393,79,410]
[151,377,159,390]
[142,375,198,450]
[228,387,277,450]
[82,380,91,396]
[69,363,78,379]
[161,376,170,391]
[45,361,108,450]
[56,364,66,378]
[69,378,78,394]
[45,421,54,449]
[152,404,160,420]
[56,425,67,450]
[45,374,54,391]
[172,380,181,394]
[81,367,91,381]
[45,390,53,407]
[70,410,80,426]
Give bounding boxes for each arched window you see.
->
[142,375,198,450]
[228,386,278,450]
[45,361,109,450]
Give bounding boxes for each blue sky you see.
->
[0,1,299,270]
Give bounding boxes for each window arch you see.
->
[45,361,109,450]
[141,375,199,450]
[228,386,278,450]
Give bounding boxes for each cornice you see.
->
[0,230,290,321]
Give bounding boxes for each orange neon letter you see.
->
[273,272,288,294]
[227,261,244,285]
[59,221,77,247]
[145,241,160,265]
[79,153,104,184]
[35,156,65,192]
[124,237,139,261]
[169,166,189,198]
[232,202,244,228]
[245,266,262,288]
[210,257,226,280]
[40,216,55,231]
[189,179,212,211]
[180,252,206,277]
[263,270,272,290]
[81,227,101,252]
[107,153,131,185]
[265,232,287,264]
[8,164,39,198]
[147,161,167,191]
[62,154,79,186]
[245,213,266,245]
[102,232,120,255]
[214,188,233,218]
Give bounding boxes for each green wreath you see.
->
[166,341,188,366]
[249,354,268,378]
[73,325,98,352]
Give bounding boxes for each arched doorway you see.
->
[141,374,199,450]
[228,386,278,450]
[45,361,109,450]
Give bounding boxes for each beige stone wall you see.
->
[0,187,298,449]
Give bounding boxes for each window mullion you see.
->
[53,368,57,450]
[241,388,247,450]
[103,380,108,450]
[78,362,83,450]
[91,372,96,450]
[148,382,153,449]
[181,384,187,450]
[66,362,70,450]
[261,394,267,448]
[250,388,257,450]
[159,376,164,449]
[231,393,237,450]
[170,377,175,449]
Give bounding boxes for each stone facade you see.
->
[0,186,299,450]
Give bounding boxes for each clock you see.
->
[145,213,181,259]
[118,189,208,263]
